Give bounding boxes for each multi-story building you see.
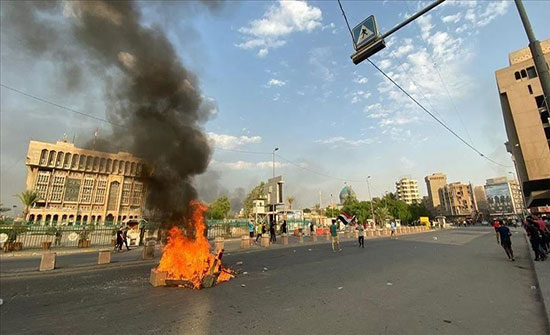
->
[439,182,477,219]
[495,39,550,208]
[395,177,421,205]
[473,186,489,219]
[484,177,526,219]
[24,140,149,226]
[424,173,447,216]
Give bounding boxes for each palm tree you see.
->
[374,206,390,228]
[16,190,40,220]
[286,196,295,210]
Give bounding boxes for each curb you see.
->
[523,232,550,332]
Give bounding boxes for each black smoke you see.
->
[2,1,223,226]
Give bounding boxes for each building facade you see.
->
[439,182,477,219]
[484,177,526,219]
[495,39,550,208]
[24,140,149,226]
[425,173,447,216]
[395,177,422,205]
[473,186,489,219]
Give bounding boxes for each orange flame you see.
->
[156,201,234,289]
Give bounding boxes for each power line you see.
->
[337,0,356,49]
[366,59,511,168]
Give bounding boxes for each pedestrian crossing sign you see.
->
[352,15,379,50]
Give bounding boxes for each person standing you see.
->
[357,223,365,248]
[390,221,397,240]
[526,218,547,261]
[248,220,254,239]
[255,223,262,242]
[309,222,315,236]
[330,219,342,252]
[281,220,287,234]
[115,227,123,251]
[269,221,276,243]
[495,223,515,261]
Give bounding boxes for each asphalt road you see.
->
[1,228,548,335]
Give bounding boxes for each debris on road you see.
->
[236,261,243,266]
[386,282,393,286]
[241,284,246,287]
[243,272,248,275]
[308,249,312,251]
[263,267,268,271]
[443,320,452,324]
[338,287,343,290]
[433,237,438,240]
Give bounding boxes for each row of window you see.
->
[27,213,140,226]
[38,149,145,176]
[514,66,538,81]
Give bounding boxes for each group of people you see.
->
[249,220,281,244]
[114,227,130,251]
[493,215,550,262]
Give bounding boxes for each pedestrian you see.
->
[115,227,123,251]
[525,218,547,261]
[54,228,62,246]
[330,219,342,252]
[281,220,287,234]
[534,215,550,252]
[122,227,130,251]
[309,221,314,236]
[248,220,254,239]
[255,223,262,242]
[139,221,146,246]
[495,222,515,261]
[357,222,365,248]
[390,221,397,240]
[269,220,276,243]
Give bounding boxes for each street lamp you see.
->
[367,176,375,227]
[272,147,279,178]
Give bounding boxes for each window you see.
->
[514,71,521,80]
[40,149,48,165]
[121,181,132,205]
[56,152,63,167]
[93,157,100,171]
[106,159,112,172]
[536,95,546,109]
[79,155,86,170]
[80,177,94,203]
[36,170,51,200]
[132,182,143,206]
[521,69,527,78]
[48,151,56,166]
[86,156,93,171]
[94,178,107,204]
[64,153,72,168]
[50,174,65,202]
[526,66,537,79]
[72,154,79,169]
[528,85,533,95]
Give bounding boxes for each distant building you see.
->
[474,186,489,219]
[439,182,477,219]
[495,39,550,208]
[485,177,526,219]
[25,140,149,226]
[339,184,356,204]
[395,177,421,205]
[425,173,447,216]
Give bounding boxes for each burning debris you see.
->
[150,201,234,289]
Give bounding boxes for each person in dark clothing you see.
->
[309,222,314,235]
[122,227,130,251]
[496,224,514,261]
[281,220,287,234]
[115,228,123,251]
[269,221,276,243]
[526,219,547,261]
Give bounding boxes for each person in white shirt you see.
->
[357,223,365,248]
[390,221,397,240]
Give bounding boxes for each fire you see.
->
[156,201,234,289]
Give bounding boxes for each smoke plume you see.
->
[2,1,222,226]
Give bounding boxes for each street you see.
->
[1,227,547,334]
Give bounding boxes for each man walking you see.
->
[330,219,342,252]
[495,222,515,261]
[526,218,547,261]
[357,223,365,248]
[248,220,254,239]
[255,222,262,243]
[390,221,397,240]
[269,221,276,243]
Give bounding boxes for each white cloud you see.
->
[236,0,323,56]
[348,90,371,104]
[207,132,262,149]
[212,160,287,170]
[353,76,368,84]
[309,47,334,82]
[378,59,393,71]
[316,136,374,146]
[392,38,414,58]
[476,1,510,27]
[442,13,462,24]
[267,78,286,87]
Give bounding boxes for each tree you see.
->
[286,196,295,210]
[207,196,231,220]
[409,202,431,221]
[303,208,312,213]
[0,203,10,213]
[341,197,372,223]
[16,190,40,220]
[374,206,391,226]
[243,182,266,217]
[325,207,341,218]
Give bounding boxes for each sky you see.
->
[1,0,550,212]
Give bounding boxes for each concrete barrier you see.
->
[39,252,56,271]
[98,250,111,264]
[142,240,156,259]
[150,268,167,287]
[344,231,350,239]
[375,230,381,237]
[325,232,330,241]
[261,235,270,247]
[240,235,250,249]
[311,234,317,242]
[215,237,224,253]
[354,230,359,239]
[367,230,374,237]
[297,234,304,243]
[281,234,289,245]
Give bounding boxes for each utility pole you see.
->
[272,147,279,178]
[515,0,550,109]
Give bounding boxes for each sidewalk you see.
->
[524,232,550,327]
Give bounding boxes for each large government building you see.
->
[25,140,149,226]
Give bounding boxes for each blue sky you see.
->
[1,0,549,210]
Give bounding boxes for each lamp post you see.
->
[367,176,375,227]
[272,147,279,178]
